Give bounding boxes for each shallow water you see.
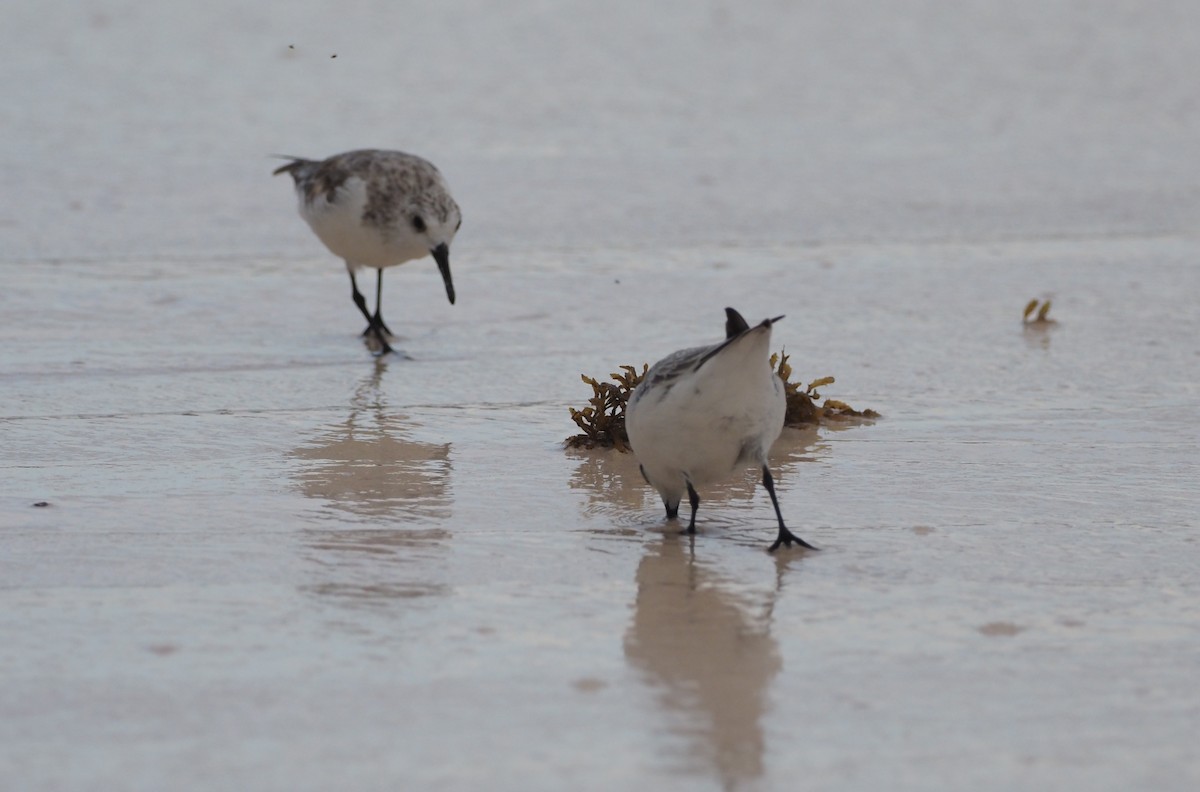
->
[4,2,1200,790]
[4,244,1198,791]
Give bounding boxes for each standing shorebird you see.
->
[625,307,817,552]
[274,149,462,355]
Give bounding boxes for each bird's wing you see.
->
[642,345,712,389]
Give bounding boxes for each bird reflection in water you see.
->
[625,538,802,789]
[290,359,452,605]
[596,427,822,787]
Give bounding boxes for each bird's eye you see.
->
[411,215,427,233]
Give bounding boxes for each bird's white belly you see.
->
[298,177,424,269]
[636,409,757,483]
[628,376,783,490]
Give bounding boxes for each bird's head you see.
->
[408,200,461,305]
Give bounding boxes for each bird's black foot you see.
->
[363,325,393,356]
[760,465,816,552]
[768,525,818,553]
[361,318,394,339]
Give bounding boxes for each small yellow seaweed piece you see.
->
[806,376,835,392]
[1023,299,1040,320]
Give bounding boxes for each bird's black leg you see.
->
[350,270,373,328]
[357,271,390,337]
[763,465,817,552]
[685,481,700,534]
[349,270,392,355]
[371,269,394,337]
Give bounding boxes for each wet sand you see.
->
[4,2,1200,790]
[4,244,1199,791]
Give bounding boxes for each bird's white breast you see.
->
[297,177,425,269]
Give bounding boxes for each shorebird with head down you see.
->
[626,307,817,552]
[274,149,461,355]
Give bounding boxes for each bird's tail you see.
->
[694,308,781,372]
[270,155,318,182]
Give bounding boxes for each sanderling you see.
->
[625,307,817,552]
[274,149,462,355]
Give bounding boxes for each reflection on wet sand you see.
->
[613,427,824,787]
[1022,321,1055,351]
[292,362,452,521]
[290,360,453,606]
[624,538,789,789]
[567,442,653,523]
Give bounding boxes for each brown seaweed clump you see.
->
[771,351,880,424]
[565,364,647,451]
[565,354,878,450]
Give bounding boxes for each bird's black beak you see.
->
[431,243,455,305]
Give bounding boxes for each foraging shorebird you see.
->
[274,149,462,355]
[625,307,817,552]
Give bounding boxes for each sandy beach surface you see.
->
[3,2,1199,790]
